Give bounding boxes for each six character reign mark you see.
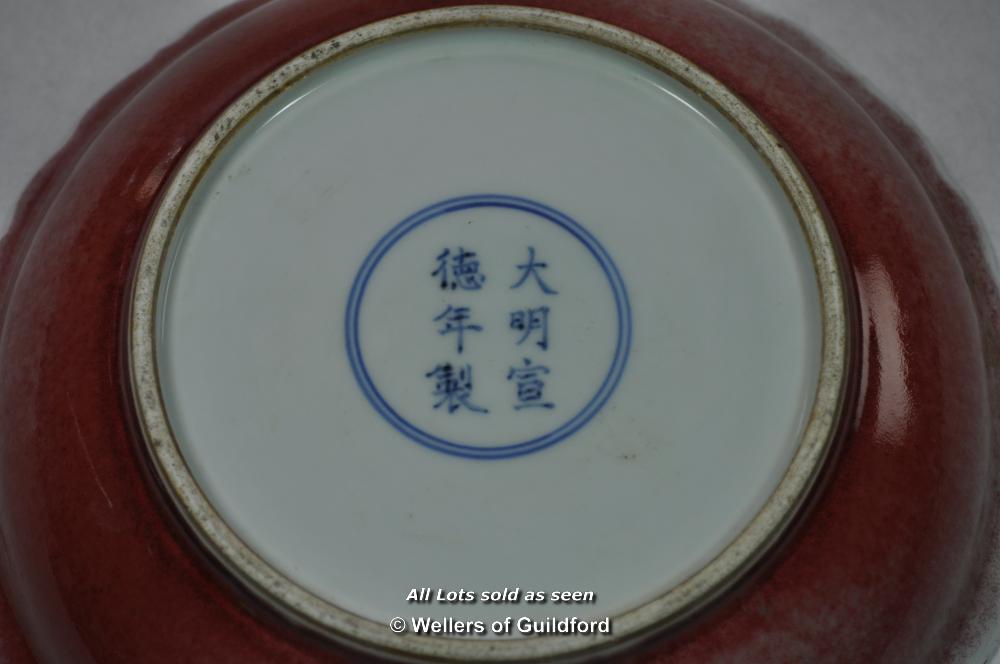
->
[427,245,557,414]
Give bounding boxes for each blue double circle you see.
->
[345,194,631,460]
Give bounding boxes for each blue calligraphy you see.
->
[433,247,485,291]
[507,358,554,410]
[426,245,560,415]
[426,363,488,414]
[510,246,557,295]
[510,306,550,350]
[433,305,482,354]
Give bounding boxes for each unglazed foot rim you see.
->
[128,5,849,661]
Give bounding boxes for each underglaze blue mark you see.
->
[511,246,558,294]
[433,305,481,355]
[425,363,488,414]
[508,358,554,410]
[433,247,485,291]
[345,194,632,460]
[510,306,550,350]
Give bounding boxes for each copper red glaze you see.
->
[1,1,997,662]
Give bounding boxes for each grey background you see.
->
[0,0,998,659]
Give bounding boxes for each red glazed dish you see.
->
[1,1,999,662]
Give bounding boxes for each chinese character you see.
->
[426,363,488,414]
[507,358,554,410]
[433,305,482,354]
[510,246,557,295]
[510,306,550,350]
[432,247,485,291]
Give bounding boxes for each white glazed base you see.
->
[130,8,845,659]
